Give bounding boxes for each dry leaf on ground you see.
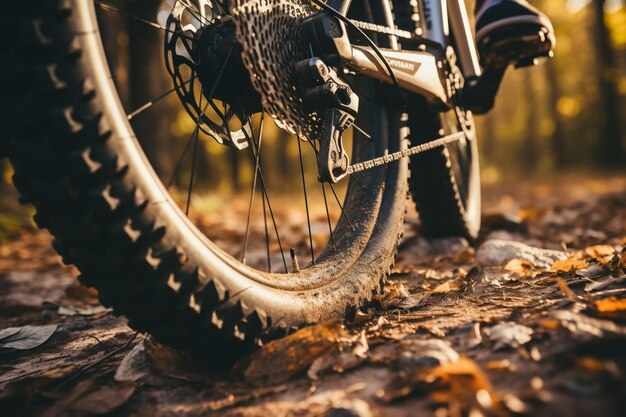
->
[115,341,149,382]
[585,245,616,260]
[594,297,626,319]
[552,259,589,273]
[234,320,344,383]
[485,322,533,350]
[145,337,206,382]
[504,258,536,275]
[553,310,626,339]
[57,305,112,317]
[0,325,57,350]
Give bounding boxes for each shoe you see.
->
[475,0,555,68]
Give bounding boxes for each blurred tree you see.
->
[592,0,625,166]
[128,1,174,176]
[544,60,568,168]
[522,69,539,172]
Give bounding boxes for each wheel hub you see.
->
[194,19,262,115]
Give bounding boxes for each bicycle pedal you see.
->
[479,25,555,69]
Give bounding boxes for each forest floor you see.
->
[1,174,626,417]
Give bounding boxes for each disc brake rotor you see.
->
[229,0,322,141]
[165,0,254,149]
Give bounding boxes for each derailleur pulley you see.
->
[296,57,359,183]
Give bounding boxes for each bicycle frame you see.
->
[329,0,482,105]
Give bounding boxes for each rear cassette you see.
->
[230,0,323,141]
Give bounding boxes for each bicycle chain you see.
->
[347,131,464,175]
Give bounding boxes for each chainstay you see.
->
[347,132,465,175]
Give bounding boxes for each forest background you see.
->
[1,0,626,237]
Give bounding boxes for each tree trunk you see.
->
[592,0,624,166]
[522,70,538,174]
[128,3,173,176]
[544,60,567,169]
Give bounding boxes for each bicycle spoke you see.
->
[261,184,272,272]
[185,126,200,216]
[179,1,212,26]
[247,130,289,273]
[307,140,356,232]
[127,77,193,121]
[350,171,367,192]
[352,123,372,140]
[321,182,335,251]
[167,124,199,189]
[95,1,207,46]
[242,112,265,264]
[329,184,355,231]
[297,135,315,265]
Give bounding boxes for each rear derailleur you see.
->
[296,58,358,183]
[295,13,360,184]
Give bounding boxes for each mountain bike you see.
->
[1,0,553,361]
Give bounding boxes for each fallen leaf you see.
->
[0,325,57,350]
[70,382,136,414]
[234,320,344,383]
[504,259,535,275]
[370,338,459,369]
[432,282,452,293]
[553,310,626,339]
[578,263,610,280]
[594,297,626,319]
[379,281,411,308]
[584,245,615,260]
[57,305,112,317]
[0,327,22,341]
[397,292,430,310]
[115,341,149,382]
[145,337,206,382]
[584,275,615,292]
[551,259,589,273]
[485,322,533,350]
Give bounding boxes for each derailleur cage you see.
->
[296,57,359,183]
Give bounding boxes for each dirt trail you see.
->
[1,175,625,417]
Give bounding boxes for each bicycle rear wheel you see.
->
[2,0,407,361]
